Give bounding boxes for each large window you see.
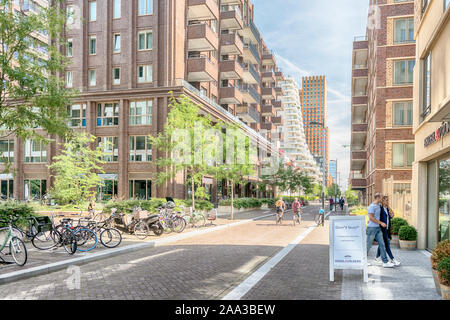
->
[393,143,414,168]
[438,159,450,244]
[138,65,152,83]
[393,183,412,218]
[97,103,119,127]
[129,180,151,199]
[393,101,413,126]
[24,179,46,200]
[0,140,14,163]
[138,0,153,15]
[66,5,75,26]
[422,52,431,118]
[97,137,119,162]
[113,0,121,19]
[89,1,96,21]
[129,100,152,125]
[97,174,118,201]
[394,18,414,44]
[138,30,153,50]
[394,60,415,85]
[0,179,13,200]
[67,104,86,128]
[129,136,152,162]
[24,140,46,163]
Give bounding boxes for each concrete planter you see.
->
[391,234,400,247]
[217,206,261,214]
[431,268,442,296]
[399,239,417,250]
[441,283,450,300]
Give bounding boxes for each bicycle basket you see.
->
[35,216,53,233]
[133,210,149,220]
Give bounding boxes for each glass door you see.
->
[439,159,450,243]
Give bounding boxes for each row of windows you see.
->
[66,100,153,128]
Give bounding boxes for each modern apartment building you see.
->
[350,0,415,215]
[0,0,285,202]
[301,75,329,185]
[412,0,450,250]
[278,77,320,182]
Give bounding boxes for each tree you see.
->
[48,133,106,205]
[0,0,74,148]
[345,188,359,206]
[326,183,341,198]
[150,94,221,211]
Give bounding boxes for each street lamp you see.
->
[310,121,326,210]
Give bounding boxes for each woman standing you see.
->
[376,196,401,266]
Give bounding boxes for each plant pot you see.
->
[441,283,450,300]
[399,239,417,250]
[431,268,442,296]
[391,234,400,247]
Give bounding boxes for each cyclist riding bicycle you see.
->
[292,198,302,224]
[275,198,286,224]
[318,208,325,226]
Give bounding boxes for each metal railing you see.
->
[244,43,260,64]
[354,35,368,41]
[242,63,260,83]
[241,84,260,103]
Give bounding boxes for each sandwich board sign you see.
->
[329,216,368,282]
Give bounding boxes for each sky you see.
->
[253,0,369,190]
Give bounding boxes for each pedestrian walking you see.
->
[366,193,395,268]
[339,197,345,211]
[375,196,401,266]
[329,197,334,211]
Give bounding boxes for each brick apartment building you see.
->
[350,0,415,216]
[0,0,286,202]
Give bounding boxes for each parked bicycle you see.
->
[84,215,122,248]
[182,209,206,228]
[54,218,98,252]
[0,215,27,266]
[32,215,77,255]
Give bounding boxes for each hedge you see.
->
[0,201,37,228]
[103,198,214,214]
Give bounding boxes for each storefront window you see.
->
[439,160,450,243]
[129,180,151,200]
[393,183,412,218]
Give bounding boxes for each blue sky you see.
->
[254,0,369,189]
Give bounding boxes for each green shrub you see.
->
[183,199,214,211]
[398,225,417,241]
[391,217,409,235]
[431,240,450,269]
[437,257,450,286]
[104,198,186,214]
[0,201,36,228]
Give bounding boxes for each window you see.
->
[129,100,152,125]
[113,34,120,53]
[67,104,86,127]
[97,137,119,162]
[138,30,153,50]
[89,35,96,55]
[0,140,14,163]
[138,65,152,83]
[446,0,450,11]
[138,0,153,15]
[394,18,414,44]
[24,180,46,200]
[393,101,413,126]
[66,5,75,26]
[394,60,415,85]
[393,143,414,168]
[24,140,46,163]
[67,38,73,57]
[0,179,14,199]
[66,71,73,88]
[113,0,121,19]
[113,67,120,85]
[97,175,118,201]
[97,103,119,126]
[89,69,96,86]
[129,136,152,162]
[89,1,96,21]
[422,52,431,118]
[129,180,152,199]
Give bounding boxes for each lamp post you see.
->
[310,121,326,210]
[330,159,338,211]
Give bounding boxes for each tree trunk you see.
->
[191,174,195,211]
[231,180,234,221]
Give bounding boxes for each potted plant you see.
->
[390,217,408,247]
[398,225,417,250]
[437,257,450,300]
[431,240,450,296]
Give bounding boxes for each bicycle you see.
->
[55,218,98,252]
[0,215,27,266]
[276,208,284,225]
[293,210,301,226]
[182,211,206,228]
[32,216,77,255]
[85,217,122,248]
[314,210,325,227]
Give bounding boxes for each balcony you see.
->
[239,20,261,45]
[187,23,219,52]
[352,95,368,105]
[220,33,244,55]
[274,86,284,97]
[272,116,283,125]
[187,0,219,21]
[352,68,368,78]
[275,71,284,81]
[351,151,367,171]
[220,9,243,30]
[243,43,260,65]
[260,122,275,131]
[262,70,276,83]
[219,85,243,105]
[352,77,368,97]
[272,100,282,110]
[220,59,243,80]
[352,104,368,124]
[351,178,367,189]
[262,51,276,66]
[242,63,260,84]
[241,84,260,104]
[221,0,242,4]
[351,123,367,152]
[352,123,367,133]
[261,87,276,100]
[261,104,276,117]
[236,105,259,124]
[187,56,218,82]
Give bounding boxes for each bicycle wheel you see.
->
[192,213,206,228]
[0,227,23,242]
[74,228,98,252]
[93,212,105,222]
[133,222,149,240]
[170,217,186,233]
[60,229,77,255]
[10,237,27,266]
[314,213,320,225]
[100,228,122,248]
[32,229,61,250]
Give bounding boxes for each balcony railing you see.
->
[241,84,260,103]
[244,43,260,64]
[242,62,260,83]
[354,35,367,41]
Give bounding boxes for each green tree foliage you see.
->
[0,0,74,147]
[262,162,312,197]
[345,188,359,206]
[326,183,341,197]
[48,133,106,205]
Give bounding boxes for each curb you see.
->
[0,211,275,285]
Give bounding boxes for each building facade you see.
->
[301,75,329,184]
[350,0,415,216]
[412,0,450,250]
[0,0,286,202]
